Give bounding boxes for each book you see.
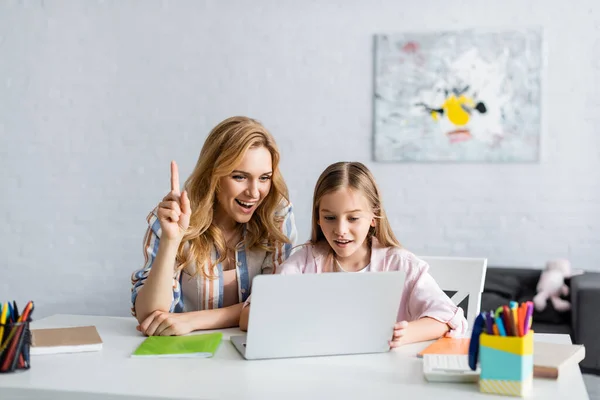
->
[31,325,103,355]
[132,332,223,358]
[417,338,470,358]
[533,342,586,379]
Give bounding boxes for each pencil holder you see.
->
[0,321,32,373]
[479,331,534,397]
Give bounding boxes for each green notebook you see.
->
[132,332,223,358]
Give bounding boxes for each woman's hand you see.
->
[157,161,191,242]
[137,310,195,336]
[389,320,409,348]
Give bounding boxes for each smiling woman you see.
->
[130,116,297,337]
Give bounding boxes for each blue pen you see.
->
[7,302,13,323]
[495,315,507,336]
[468,312,486,371]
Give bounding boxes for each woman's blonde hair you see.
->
[310,162,400,269]
[177,116,291,278]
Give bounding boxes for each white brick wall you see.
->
[1,0,599,317]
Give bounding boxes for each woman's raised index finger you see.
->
[170,160,180,194]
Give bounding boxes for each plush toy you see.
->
[533,259,584,312]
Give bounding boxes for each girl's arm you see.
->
[390,317,450,348]
[394,254,468,345]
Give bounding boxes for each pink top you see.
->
[276,239,468,335]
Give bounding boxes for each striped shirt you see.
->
[130,202,297,316]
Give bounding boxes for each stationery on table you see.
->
[417,337,470,358]
[0,300,34,373]
[469,301,536,397]
[31,326,103,355]
[422,353,480,383]
[132,332,223,358]
[420,337,476,383]
[533,341,585,379]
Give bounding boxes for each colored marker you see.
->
[0,303,7,346]
[523,301,534,335]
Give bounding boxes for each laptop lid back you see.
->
[245,271,405,360]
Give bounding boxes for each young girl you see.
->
[239,161,467,347]
[131,116,297,336]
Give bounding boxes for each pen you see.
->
[528,301,534,331]
[496,318,507,336]
[12,301,19,322]
[7,302,13,323]
[494,306,504,335]
[0,303,7,346]
[485,311,494,334]
[18,301,33,323]
[0,302,32,372]
[502,305,513,336]
[507,305,517,337]
[468,313,485,370]
[16,301,33,368]
[495,314,507,336]
[0,324,21,372]
[509,301,518,335]
[523,302,534,335]
[517,302,526,336]
[8,322,28,372]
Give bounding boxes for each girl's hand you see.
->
[389,320,409,348]
[157,161,191,242]
[137,310,195,336]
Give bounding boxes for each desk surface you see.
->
[0,314,589,400]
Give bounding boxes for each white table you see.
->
[0,314,589,400]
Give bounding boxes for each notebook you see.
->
[132,332,223,358]
[419,337,585,380]
[417,338,470,358]
[533,342,586,379]
[31,325,103,355]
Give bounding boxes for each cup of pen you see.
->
[479,331,534,397]
[0,321,32,373]
[478,301,534,397]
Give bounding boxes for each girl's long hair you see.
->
[310,161,401,271]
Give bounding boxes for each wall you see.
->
[1,0,599,317]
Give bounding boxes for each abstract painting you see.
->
[373,28,543,162]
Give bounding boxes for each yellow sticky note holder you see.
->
[479,331,534,397]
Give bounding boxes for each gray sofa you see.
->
[482,267,600,374]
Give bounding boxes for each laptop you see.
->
[231,271,405,360]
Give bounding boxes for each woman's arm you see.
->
[190,303,244,330]
[133,237,181,323]
[139,303,244,336]
[134,163,192,323]
[239,306,250,331]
